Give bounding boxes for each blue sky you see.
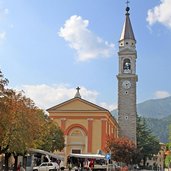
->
[0,0,171,111]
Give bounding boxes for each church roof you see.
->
[47,96,118,126]
[46,97,109,112]
[120,7,135,41]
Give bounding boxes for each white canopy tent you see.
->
[68,153,106,159]
[28,148,64,161]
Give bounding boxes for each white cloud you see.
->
[58,15,115,61]
[0,31,6,41]
[14,85,87,106]
[0,7,9,20]
[15,84,116,112]
[99,102,117,111]
[147,0,171,29]
[0,7,8,43]
[154,90,170,99]
[16,84,77,109]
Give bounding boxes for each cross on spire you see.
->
[125,0,130,14]
[76,87,80,92]
[126,0,130,7]
[74,87,81,98]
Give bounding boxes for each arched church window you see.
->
[123,58,131,73]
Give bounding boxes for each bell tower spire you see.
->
[120,5,135,42]
[117,2,138,145]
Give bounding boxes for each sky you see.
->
[0,0,171,111]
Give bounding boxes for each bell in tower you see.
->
[123,58,131,73]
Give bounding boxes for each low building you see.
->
[141,143,166,170]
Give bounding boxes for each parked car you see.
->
[33,162,59,171]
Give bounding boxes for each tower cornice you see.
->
[117,74,138,82]
[118,49,137,56]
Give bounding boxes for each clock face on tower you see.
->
[122,80,131,89]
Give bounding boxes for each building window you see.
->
[123,58,131,73]
[125,116,128,120]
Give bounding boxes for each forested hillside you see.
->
[145,115,171,143]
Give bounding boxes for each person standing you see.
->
[17,162,21,171]
[89,160,94,170]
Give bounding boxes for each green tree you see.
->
[169,124,171,142]
[165,143,171,169]
[165,155,171,169]
[137,115,160,167]
[38,117,65,152]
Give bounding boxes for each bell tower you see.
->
[117,4,138,145]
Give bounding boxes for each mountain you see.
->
[137,96,171,119]
[145,115,171,143]
[111,96,171,119]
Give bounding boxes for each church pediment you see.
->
[47,98,108,112]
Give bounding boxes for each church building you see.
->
[47,87,118,161]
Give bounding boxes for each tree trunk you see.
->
[13,155,18,171]
[4,153,10,171]
[143,156,146,168]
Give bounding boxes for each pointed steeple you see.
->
[120,5,135,41]
[74,87,81,98]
